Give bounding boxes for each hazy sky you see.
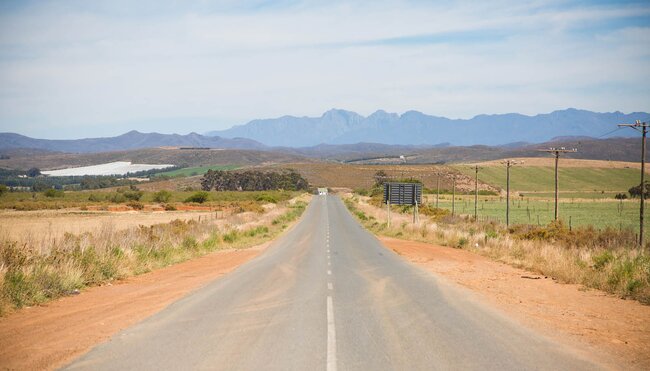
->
[1,0,649,139]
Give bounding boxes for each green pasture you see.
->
[424,194,646,232]
[155,164,240,177]
[453,166,641,194]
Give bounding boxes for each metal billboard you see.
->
[383,182,422,205]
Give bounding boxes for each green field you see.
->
[425,194,646,232]
[454,166,641,194]
[155,164,240,177]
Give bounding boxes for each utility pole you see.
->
[436,176,440,208]
[452,175,456,216]
[502,160,522,227]
[540,148,577,221]
[474,165,479,221]
[619,120,649,247]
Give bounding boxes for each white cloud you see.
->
[0,0,648,138]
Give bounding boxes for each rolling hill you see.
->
[0,147,312,171]
[0,131,266,153]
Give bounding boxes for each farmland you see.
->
[427,194,645,232]
[453,161,641,195]
[155,164,240,177]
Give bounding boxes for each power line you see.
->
[595,127,625,139]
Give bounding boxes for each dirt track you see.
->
[380,237,650,370]
[0,245,267,370]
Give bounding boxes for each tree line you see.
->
[201,170,309,191]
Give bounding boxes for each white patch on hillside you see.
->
[41,162,174,176]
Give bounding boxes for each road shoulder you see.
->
[0,244,268,370]
[380,236,650,370]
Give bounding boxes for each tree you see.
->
[26,168,41,177]
[201,170,309,192]
[0,184,7,196]
[629,182,650,198]
[374,170,389,187]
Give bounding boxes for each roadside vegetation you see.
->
[0,195,309,315]
[0,187,298,211]
[344,194,650,304]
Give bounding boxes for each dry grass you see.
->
[261,163,493,192]
[0,196,309,315]
[344,194,650,304]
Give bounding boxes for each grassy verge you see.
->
[0,199,308,315]
[344,195,650,304]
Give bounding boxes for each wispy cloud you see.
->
[0,0,648,138]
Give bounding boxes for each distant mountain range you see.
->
[0,130,265,153]
[207,108,650,147]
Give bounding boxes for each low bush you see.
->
[88,193,103,202]
[153,190,172,203]
[185,191,210,204]
[127,201,144,210]
[255,193,278,203]
[43,189,64,198]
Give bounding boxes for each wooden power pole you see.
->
[452,175,456,216]
[474,165,480,221]
[540,148,577,221]
[619,120,649,247]
[502,160,523,227]
[436,175,440,208]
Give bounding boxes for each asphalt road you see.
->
[66,195,597,371]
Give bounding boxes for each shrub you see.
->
[355,211,369,221]
[592,250,614,270]
[614,193,628,200]
[185,191,210,203]
[43,189,64,198]
[123,190,143,201]
[108,193,127,203]
[0,184,7,196]
[153,190,172,203]
[127,201,144,210]
[255,193,278,203]
[222,230,239,243]
[164,203,177,211]
[88,193,103,202]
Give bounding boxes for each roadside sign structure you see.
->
[383,182,422,226]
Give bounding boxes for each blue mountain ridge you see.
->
[207,108,650,147]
